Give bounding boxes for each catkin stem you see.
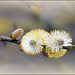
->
[0,36,20,45]
[63,45,75,50]
[42,49,48,57]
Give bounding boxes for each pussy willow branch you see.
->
[0,36,75,51]
[0,36,20,45]
[42,48,48,57]
[63,45,75,50]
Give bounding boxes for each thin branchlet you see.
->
[0,36,21,45]
[63,45,75,50]
[0,36,75,55]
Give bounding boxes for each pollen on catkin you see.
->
[49,30,72,52]
[45,30,72,58]
[46,48,67,58]
[36,29,51,47]
[20,29,44,55]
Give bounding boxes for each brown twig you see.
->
[63,45,75,50]
[0,36,20,45]
[42,48,48,57]
[0,36,23,52]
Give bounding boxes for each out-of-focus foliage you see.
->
[0,17,13,35]
[0,2,42,33]
[49,2,75,28]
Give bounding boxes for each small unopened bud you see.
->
[10,28,24,40]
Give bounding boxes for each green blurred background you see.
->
[0,1,75,74]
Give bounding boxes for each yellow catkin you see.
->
[20,29,44,55]
[46,49,67,58]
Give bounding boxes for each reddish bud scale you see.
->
[10,28,24,40]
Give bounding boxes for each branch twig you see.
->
[63,45,75,50]
[0,36,75,55]
[0,36,20,45]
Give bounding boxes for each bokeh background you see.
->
[0,1,75,74]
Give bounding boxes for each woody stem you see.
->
[42,48,48,57]
[63,45,75,50]
[0,36,21,45]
